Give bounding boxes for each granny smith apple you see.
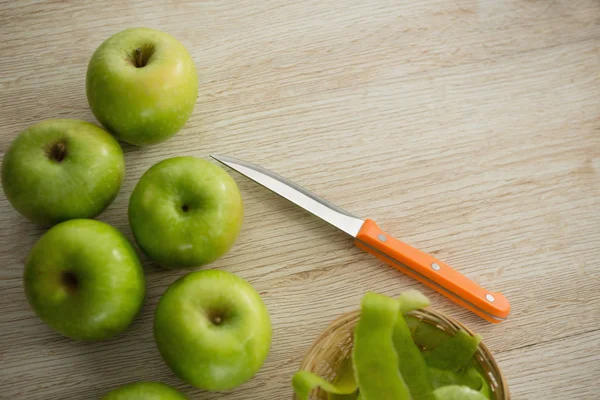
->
[102,382,187,400]
[154,270,271,391]
[86,27,198,146]
[1,119,124,226]
[24,219,145,340]
[128,157,243,269]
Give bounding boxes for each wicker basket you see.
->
[296,309,509,400]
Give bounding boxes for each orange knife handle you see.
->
[355,219,510,323]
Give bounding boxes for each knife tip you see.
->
[211,154,237,165]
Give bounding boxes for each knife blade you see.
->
[211,155,510,323]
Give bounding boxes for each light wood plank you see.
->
[495,329,600,400]
[0,1,599,399]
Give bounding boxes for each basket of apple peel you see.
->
[292,291,509,400]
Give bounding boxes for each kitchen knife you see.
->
[211,155,510,323]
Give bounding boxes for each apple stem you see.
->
[61,271,78,293]
[135,48,144,68]
[50,142,67,162]
[212,316,222,325]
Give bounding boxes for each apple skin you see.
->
[24,219,145,341]
[154,270,271,391]
[86,27,198,146]
[1,119,124,226]
[102,382,188,400]
[128,157,243,269]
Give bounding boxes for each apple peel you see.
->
[406,314,454,351]
[393,295,435,400]
[424,330,482,371]
[428,367,489,394]
[398,289,431,314]
[433,385,489,400]
[292,371,358,400]
[352,292,411,400]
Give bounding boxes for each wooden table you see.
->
[1,1,599,399]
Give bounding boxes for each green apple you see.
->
[128,157,243,269]
[1,119,124,226]
[24,219,145,340]
[86,27,198,146]
[102,382,187,400]
[154,270,271,391]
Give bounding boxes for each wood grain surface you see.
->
[1,1,599,399]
